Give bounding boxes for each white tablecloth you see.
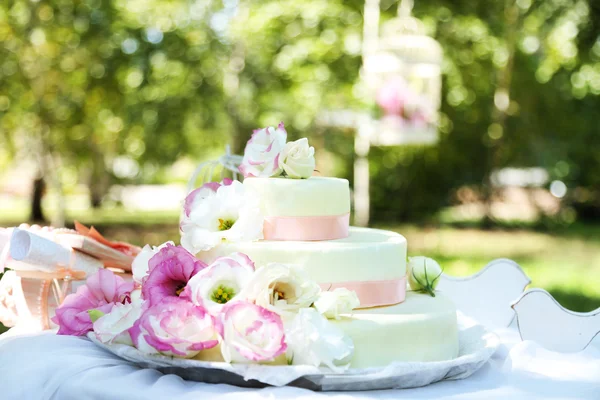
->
[0,325,598,400]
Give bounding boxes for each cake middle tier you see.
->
[197,227,407,285]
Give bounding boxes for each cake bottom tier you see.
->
[331,291,459,368]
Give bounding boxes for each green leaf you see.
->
[88,309,105,323]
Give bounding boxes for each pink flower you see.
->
[239,123,287,178]
[142,244,206,306]
[130,297,219,358]
[376,77,414,116]
[183,178,233,218]
[183,252,255,314]
[52,269,134,336]
[219,301,287,363]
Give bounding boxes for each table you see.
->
[0,324,598,400]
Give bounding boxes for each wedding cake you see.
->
[52,123,458,372]
[183,124,459,368]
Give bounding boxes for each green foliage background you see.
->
[1,0,599,222]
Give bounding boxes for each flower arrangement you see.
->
[53,244,358,371]
[239,123,316,179]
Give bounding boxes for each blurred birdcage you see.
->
[186,146,243,195]
[363,0,442,146]
[182,146,243,224]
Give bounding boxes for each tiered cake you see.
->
[51,123,459,371]
[193,135,459,368]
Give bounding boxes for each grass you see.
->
[380,223,600,312]
[1,207,599,336]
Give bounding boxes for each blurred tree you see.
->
[366,0,600,223]
[0,0,230,221]
[1,0,599,225]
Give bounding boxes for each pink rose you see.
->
[142,244,206,306]
[239,123,287,178]
[52,269,134,336]
[219,301,287,363]
[130,297,219,358]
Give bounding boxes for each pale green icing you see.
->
[243,176,350,217]
[198,227,407,284]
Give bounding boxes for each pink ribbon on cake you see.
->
[320,276,407,308]
[263,213,350,241]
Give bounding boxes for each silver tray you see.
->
[89,318,499,391]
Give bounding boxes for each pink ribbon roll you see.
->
[319,276,407,308]
[263,213,350,241]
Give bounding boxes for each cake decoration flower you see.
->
[52,269,134,336]
[130,297,219,358]
[92,300,144,346]
[314,288,360,320]
[240,263,321,319]
[239,123,288,178]
[53,244,357,371]
[280,138,316,179]
[142,244,207,306]
[132,241,175,284]
[183,252,255,314]
[284,308,354,371]
[219,300,287,363]
[180,180,264,253]
[183,178,233,218]
[408,256,443,297]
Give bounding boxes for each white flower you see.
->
[220,301,287,363]
[408,256,443,297]
[184,252,255,314]
[280,138,315,179]
[240,263,321,319]
[239,123,288,178]
[93,301,144,346]
[180,180,264,253]
[131,298,219,358]
[285,308,354,371]
[132,241,175,284]
[314,288,360,320]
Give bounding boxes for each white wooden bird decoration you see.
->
[437,258,531,329]
[512,288,600,353]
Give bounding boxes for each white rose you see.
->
[408,256,443,297]
[280,138,315,179]
[132,241,174,284]
[239,123,288,178]
[314,288,360,320]
[240,263,321,319]
[285,308,354,371]
[93,301,144,346]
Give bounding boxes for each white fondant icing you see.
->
[332,292,459,368]
[243,176,350,217]
[198,227,407,284]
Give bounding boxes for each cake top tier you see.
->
[244,176,350,217]
[180,123,351,251]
